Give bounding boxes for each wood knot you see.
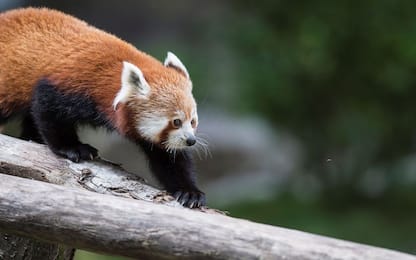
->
[78,168,94,183]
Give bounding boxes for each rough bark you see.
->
[0,134,91,260]
[0,134,415,259]
[0,133,179,260]
[0,175,415,259]
[0,133,180,206]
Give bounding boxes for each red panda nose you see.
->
[186,137,196,146]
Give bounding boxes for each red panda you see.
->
[0,7,205,208]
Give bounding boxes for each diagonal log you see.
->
[0,133,179,206]
[0,173,415,259]
[0,133,180,260]
[0,134,415,259]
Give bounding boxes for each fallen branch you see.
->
[0,133,179,206]
[0,134,415,259]
[0,173,415,260]
[0,133,185,260]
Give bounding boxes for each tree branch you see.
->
[0,134,414,260]
[0,133,179,207]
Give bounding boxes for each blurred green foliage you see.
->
[226,0,416,199]
[75,251,130,260]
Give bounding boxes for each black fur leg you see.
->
[0,110,11,126]
[140,141,206,208]
[31,80,107,162]
[31,113,96,163]
[20,113,44,143]
[53,143,98,163]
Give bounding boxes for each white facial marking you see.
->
[175,110,186,120]
[113,61,150,110]
[164,51,189,79]
[138,115,168,142]
[191,109,198,124]
[165,118,196,151]
[182,121,195,135]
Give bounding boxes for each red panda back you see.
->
[0,7,175,118]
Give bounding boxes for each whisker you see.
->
[196,132,210,139]
[193,145,203,160]
[192,135,212,159]
[201,144,210,159]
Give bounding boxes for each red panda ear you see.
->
[113,61,150,110]
[164,51,190,79]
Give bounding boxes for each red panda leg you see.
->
[20,113,44,143]
[30,80,100,162]
[0,110,11,126]
[139,140,206,208]
[31,110,98,162]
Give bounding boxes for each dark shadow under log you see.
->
[0,233,74,260]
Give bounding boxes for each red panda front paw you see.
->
[173,190,206,208]
[54,144,98,163]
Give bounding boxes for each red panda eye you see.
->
[173,119,182,128]
[191,119,196,126]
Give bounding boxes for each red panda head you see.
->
[113,52,198,151]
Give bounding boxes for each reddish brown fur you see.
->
[0,7,192,139]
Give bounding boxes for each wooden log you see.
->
[0,173,414,260]
[0,133,180,207]
[0,133,181,260]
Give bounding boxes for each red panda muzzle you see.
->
[186,136,197,146]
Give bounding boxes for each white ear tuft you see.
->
[164,51,189,79]
[113,61,150,110]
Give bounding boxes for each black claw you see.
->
[53,144,98,162]
[66,150,80,163]
[78,143,98,160]
[179,192,190,206]
[199,194,206,208]
[186,193,197,208]
[173,191,182,200]
[172,190,206,208]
